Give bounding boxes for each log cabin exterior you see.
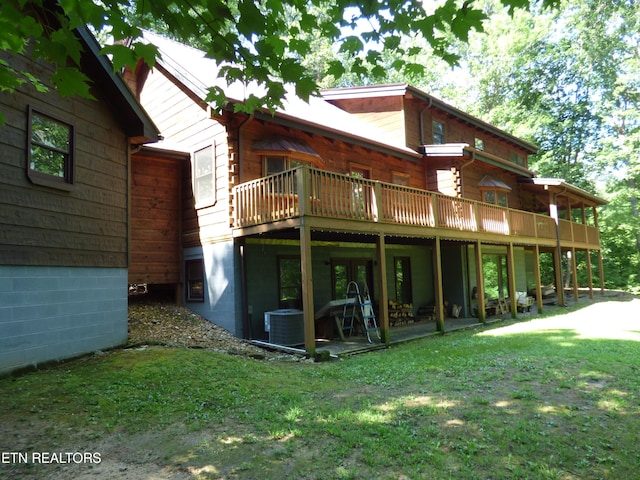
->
[0,24,159,374]
[131,32,606,354]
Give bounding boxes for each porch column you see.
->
[433,236,445,332]
[299,223,315,355]
[593,207,605,295]
[533,245,543,314]
[376,232,389,344]
[570,248,579,301]
[549,191,565,306]
[552,247,565,306]
[474,240,486,323]
[506,242,517,318]
[586,248,594,299]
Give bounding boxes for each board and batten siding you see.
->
[0,52,129,268]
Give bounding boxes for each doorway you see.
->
[331,258,374,300]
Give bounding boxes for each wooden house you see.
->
[0,24,159,374]
[130,33,605,354]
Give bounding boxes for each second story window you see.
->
[482,189,509,207]
[194,145,216,206]
[510,152,525,166]
[479,175,511,208]
[28,107,74,188]
[432,120,445,144]
[475,137,484,151]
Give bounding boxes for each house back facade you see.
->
[129,33,606,354]
[0,25,158,374]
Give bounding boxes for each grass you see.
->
[1,298,639,479]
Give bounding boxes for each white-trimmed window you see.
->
[27,106,74,189]
[194,145,216,206]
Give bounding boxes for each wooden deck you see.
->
[233,166,600,250]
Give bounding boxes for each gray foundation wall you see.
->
[0,266,128,375]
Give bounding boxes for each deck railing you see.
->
[233,166,600,247]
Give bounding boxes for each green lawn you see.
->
[1,297,639,479]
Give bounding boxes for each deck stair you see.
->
[342,281,380,343]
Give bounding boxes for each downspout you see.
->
[419,99,433,189]
[459,150,476,198]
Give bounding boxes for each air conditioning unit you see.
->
[264,309,304,346]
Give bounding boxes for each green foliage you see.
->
[2,300,640,479]
[1,0,550,113]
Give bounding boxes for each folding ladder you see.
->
[342,281,380,343]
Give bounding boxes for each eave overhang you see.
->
[421,143,535,177]
[518,178,607,208]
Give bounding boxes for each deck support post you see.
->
[376,232,389,344]
[549,191,565,306]
[474,240,486,323]
[506,242,517,318]
[533,245,543,314]
[571,248,579,301]
[433,236,445,332]
[586,248,594,299]
[299,222,315,355]
[597,250,605,294]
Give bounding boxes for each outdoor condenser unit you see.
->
[264,309,304,346]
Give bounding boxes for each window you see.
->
[432,120,445,144]
[394,257,412,303]
[482,189,509,207]
[392,171,410,186]
[185,259,205,302]
[27,107,74,188]
[474,137,484,151]
[278,256,301,309]
[194,145,215,206]
[510,152,525,166]
[264,155,307,176]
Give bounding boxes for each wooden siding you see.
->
[129,153,182,284]
[238,119,426,189]
[0,52,129,268]
[139,68,232,248]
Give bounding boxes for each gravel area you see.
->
[127,294,303,361]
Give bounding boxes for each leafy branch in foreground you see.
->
[1,0,558,113]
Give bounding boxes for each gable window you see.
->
[432,120,445,144]
[194,145,216,206]
[185,259,205,302]
[27,107,74,188]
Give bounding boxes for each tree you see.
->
[1,0,557,121]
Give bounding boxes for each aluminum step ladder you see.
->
[342,281,380,343]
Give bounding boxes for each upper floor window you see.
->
[510,152,525,167]
[194,145,216,206]
[474,137,484,151]
[27,107,74,188]
[479,175,511,207]
[264,155,306,176]
[392,171,410,186]
[482,189,509,207]
[432,120,445,144]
